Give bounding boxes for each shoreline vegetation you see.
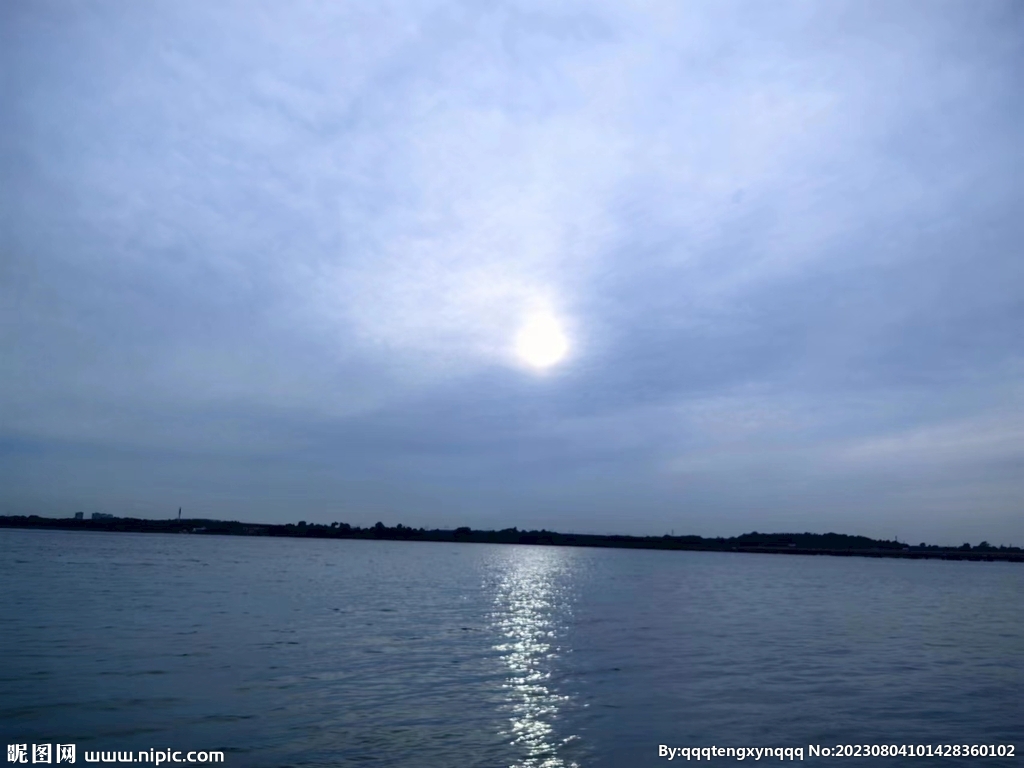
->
[1,515,1021,562]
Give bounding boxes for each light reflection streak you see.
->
[492,548,581,768]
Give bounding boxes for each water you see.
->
[1,528,1021,766]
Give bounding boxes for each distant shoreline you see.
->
[2,515,1021,563]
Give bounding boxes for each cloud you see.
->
[2,0,1022,542]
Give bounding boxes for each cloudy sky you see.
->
[3,0,1022,544]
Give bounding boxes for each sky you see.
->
[2,0,1022,545]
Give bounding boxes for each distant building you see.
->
[91,512,114,520]
[74,512,84,520]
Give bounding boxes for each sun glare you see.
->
[515,312,569,369]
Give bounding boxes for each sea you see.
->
[1,528,1021,767]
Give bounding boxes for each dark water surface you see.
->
[1,528,1021,766]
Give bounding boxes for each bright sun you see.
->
[515,312,569,369]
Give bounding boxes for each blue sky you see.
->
[2,0,1022,544]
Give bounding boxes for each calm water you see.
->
[1,528,1021,766]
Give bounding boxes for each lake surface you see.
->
[1,528,1021,766]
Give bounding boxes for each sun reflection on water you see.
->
[492,548,581,768]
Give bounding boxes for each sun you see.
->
[515,312,569,369]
